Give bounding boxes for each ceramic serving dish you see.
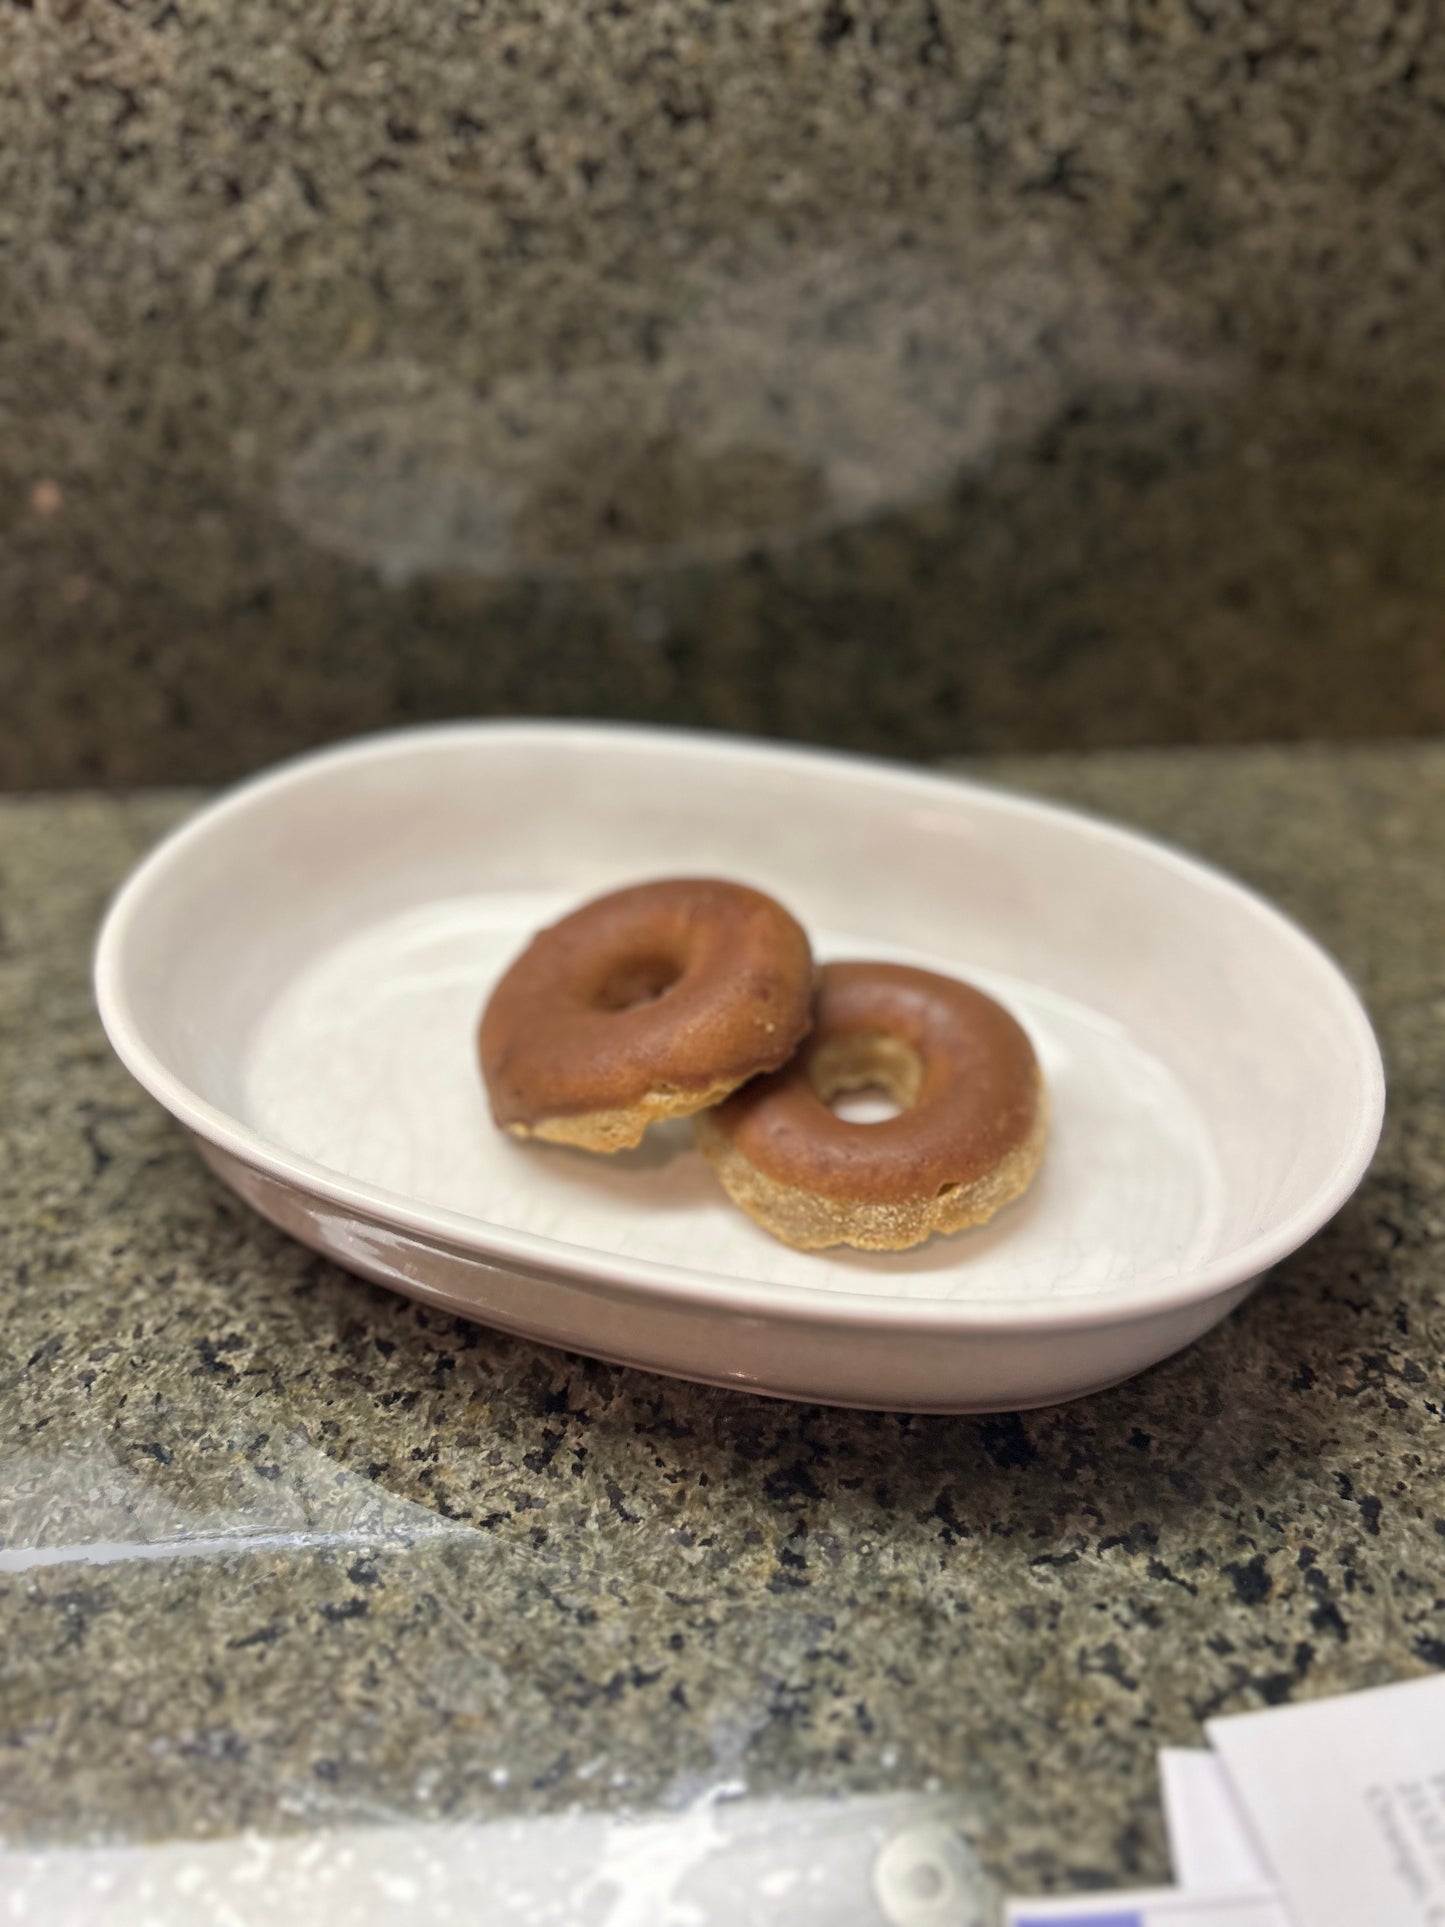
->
[95,724,1384,1411]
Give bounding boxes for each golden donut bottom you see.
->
[509,1075,744,1155]
[696,1087,1046,1251]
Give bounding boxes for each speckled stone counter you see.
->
[2,742,1443,1910]
[3,4,1445,786]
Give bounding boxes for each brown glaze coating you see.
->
[695,961,1046,1249]
[479,878,815,1150]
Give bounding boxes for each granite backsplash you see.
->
[2,0,1443,787]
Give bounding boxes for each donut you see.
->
[480,878,815,1154]
[695,960,1046,1250]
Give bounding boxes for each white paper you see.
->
[1208,1673,1445,1927]
[1005,1887,1290,1927]
[1160,1749,1272,1892]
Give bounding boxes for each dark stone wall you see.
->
[3,0,1442,785]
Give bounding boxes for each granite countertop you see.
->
[2,740,1443,1913]
[4,4,1445,786]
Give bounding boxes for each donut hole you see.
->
[811,1031,923,1124]
[832,1089,905,1123]
[592,952,685,1013]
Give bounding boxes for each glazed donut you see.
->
[695,960,1046,1250]
[480,878,815,1154]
